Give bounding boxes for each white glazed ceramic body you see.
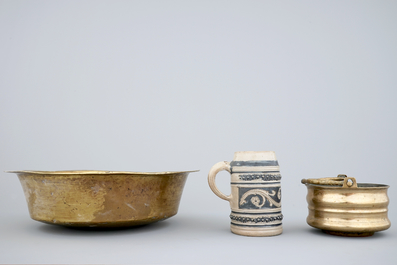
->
[208,151,282,236]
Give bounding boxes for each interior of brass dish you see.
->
[8,170,198,228]
[301,174,391,237]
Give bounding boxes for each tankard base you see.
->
[230,224,283,237]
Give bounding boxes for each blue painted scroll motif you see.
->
[238,187,281,209]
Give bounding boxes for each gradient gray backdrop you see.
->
[1,1,396,264]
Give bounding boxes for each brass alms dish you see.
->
[8,170,198,228]
[301,175,391,237]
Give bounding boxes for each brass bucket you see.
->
[301,175,391,236]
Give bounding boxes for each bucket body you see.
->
[305,183,390,236]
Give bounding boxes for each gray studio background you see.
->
[1,1,396,264]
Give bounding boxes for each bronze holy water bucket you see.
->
[301,174,391,236]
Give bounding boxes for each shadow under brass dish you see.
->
[8,170,198,228]
[301,175,391,237]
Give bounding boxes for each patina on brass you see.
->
[9,170,198,228]
[301,175,390,237]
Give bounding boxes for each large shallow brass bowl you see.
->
[301,175,391,237]
[9,170,198,228]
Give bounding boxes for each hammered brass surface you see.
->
[303,179,391,236]
[10,170,197,227]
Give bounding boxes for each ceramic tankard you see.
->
[208,151,282,236]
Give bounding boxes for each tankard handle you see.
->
[208,161,232,201]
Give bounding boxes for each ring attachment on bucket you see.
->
[301,174,357,188]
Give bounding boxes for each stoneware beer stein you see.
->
[208,151,283,236]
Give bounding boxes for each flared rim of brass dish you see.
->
[6,170,199,175]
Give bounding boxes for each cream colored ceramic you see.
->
[8,170,198,228]
[208,151,282,236]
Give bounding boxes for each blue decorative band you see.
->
[231,211,282,215]
[231,171,281,174]
[230,213,283,224]
[230,160,279,167]
[230,223,282,228]
[239,173,281,181]
[231,182,281,185]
